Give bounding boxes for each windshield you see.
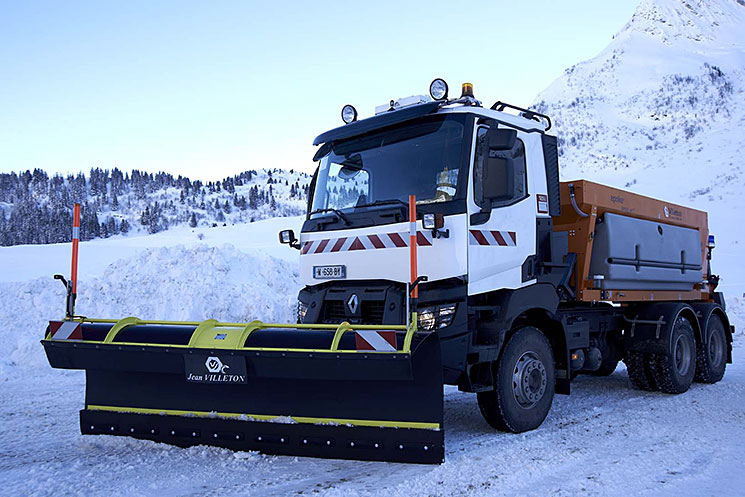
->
[311,115,466,217]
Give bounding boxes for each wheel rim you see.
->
[673,333,692,376]
[512,351,547,409]
[709,327,724,369]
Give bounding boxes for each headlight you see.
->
[429,78,449,100]
[297,300,309,324]
[417,303,457,331]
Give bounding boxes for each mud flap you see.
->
[44,330,444,463]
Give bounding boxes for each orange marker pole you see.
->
[408,195,418,299]
[70,203,81,315]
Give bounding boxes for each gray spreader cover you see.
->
[589,213,702,291]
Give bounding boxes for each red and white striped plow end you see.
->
[355,330,397,352]
[48,321,83,340]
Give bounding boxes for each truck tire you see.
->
[651,314,696,394]
[624,351,659,391]
[477,326,555,433]
[695,313,727,384]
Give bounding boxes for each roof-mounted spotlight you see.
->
[429,78,448,101]
[341,104,358,124]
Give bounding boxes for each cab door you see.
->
[466,125,537,296]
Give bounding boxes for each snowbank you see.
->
[0,244,301,375]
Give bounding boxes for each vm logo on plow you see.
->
[205,356,229,374]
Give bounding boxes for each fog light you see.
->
[429,78,448,100]
[341,104,358,124]
[297,300,308,323]
[418,308,436,331]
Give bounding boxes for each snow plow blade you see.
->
[41,318,444,464]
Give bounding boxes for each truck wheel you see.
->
[477,327,555,433]
[652,314,696,394]
[695,314,727,384]
[624,351,659,391]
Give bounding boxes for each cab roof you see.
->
[312,100,549,147]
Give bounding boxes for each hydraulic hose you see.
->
[569,183,589,218]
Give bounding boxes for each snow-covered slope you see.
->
[533,0,745,299]
[0,167,310,245]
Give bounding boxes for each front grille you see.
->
[362,301,385,324]
[320,299,386,325]
[322,300,346,322]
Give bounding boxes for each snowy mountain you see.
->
[532,0,745,299]
[0,167,310,246]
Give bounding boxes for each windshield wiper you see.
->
[309,208,350,225]
[355,199,409,210]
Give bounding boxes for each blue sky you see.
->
[0,1,639,179]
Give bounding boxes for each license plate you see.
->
[313,265,346,279]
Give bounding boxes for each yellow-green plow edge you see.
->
[44,315,419,354]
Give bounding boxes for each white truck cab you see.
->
[278,79,731,437]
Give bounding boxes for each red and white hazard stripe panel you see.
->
[48,321,83,340]
[301,231,433,255]
[355,330,397,352]
[469,229,517,247]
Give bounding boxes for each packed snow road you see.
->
[1,346,744,497]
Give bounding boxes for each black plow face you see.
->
[43,329,445,464]
[81,409,443,464]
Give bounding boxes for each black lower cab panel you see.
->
[81,409,444,464]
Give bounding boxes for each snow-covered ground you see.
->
[2,344,745,496]
[1,214,744,496]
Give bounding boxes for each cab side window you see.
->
[473,127,528,209]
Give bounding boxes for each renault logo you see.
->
[347,294,359,314]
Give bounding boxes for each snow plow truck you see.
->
[42,79,734,464]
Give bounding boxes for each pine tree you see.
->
[140,205,151,226]
[189,212,197,228]
[249,186,258,209]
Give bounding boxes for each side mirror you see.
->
[482,128,518,202]
[483,157,515,202]
[486,128,517,151]
[279,229,301,250]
